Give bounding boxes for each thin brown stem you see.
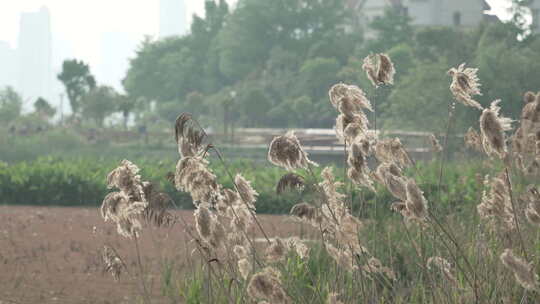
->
[133,234,151,304]
[504,166,528,259]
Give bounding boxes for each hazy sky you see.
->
[0,0,513,89]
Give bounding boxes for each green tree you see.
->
[0,86,22,125]
[364,8,413,53]
[116,95,137,130]
[217,0,350,80]
[298,57,340,99]
[34,97,56,120]
[81,86,118,127]
[57,59,96,116]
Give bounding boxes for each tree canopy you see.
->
[121,0,540,132]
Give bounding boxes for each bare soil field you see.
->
[0,206,304,304]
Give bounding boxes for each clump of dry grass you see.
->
[97,55,540,304]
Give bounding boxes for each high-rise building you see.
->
[159,0,187,38]
[0,41,18,89]
[17,6,53,104]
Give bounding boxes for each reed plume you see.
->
[247,267,291,304]
[524,186,540,226]
[427,256,457,285]
[500,249,538,291]
[175,113,206,157]
[480,100,513,159]
[101,160,149,238]
[235,173,258,210]
[464,127,484,152]
[405,179,428,220]
[347,142,375,191]
[362,53,396,87]
[374,138,412,168]
[477,174,515,230]
[362,257,396,281]
[276,173,305,194]
[448,63,483,110]
[174,156,221,206]
[268,131,318,171]
[106,159,146,203]
[141,182,174,227]
[102,245,125,281]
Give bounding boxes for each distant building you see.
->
[17,6,53,105]
[99,32,139,92]
[529,0,540,33]
[159,0,187,38]
[347,0,493,38]
[0,41,17,89]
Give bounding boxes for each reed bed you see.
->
[97,54,540,303]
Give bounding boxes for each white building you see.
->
[17,6,53,105]
[348,0,493,37]
[528,0,540,33]
[159,0,187,38]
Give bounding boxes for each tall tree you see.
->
[81,86,117,127]
[0,86,22,126]
[116,95,137,130]
[57,59,96,116]
[34,97,56,120]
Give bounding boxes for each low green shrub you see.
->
[0,156,489,215]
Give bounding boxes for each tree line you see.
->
[1,0,538,133]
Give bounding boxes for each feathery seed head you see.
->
[276,173,305,194]
[194,206,214,242]
[266,238,287,262]
[524,91,536,104]
[427,257,457,285]
[175,156,221,205]
[448,63,483,110]
[335,113,369,141]
[247,267,290,304]
[405,179,428,220]
[500,249,538,291]
[363,53,395,87]
[268,131,318,171]
[106,160,146,203]
[480,100,513,158]
[102,245,124,281]
[235,173,258,209]
[238,258,251,280]
[329,83,373,112]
